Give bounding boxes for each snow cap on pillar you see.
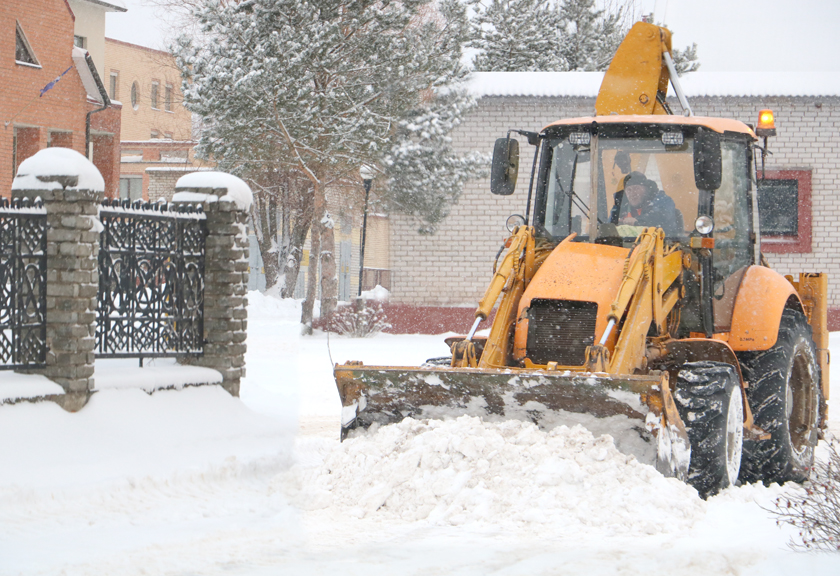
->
[174,171,253,211]
[12,147,105,192]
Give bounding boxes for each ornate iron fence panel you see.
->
[0,197,47,369]
[97,199,207,358]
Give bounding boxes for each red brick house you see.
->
[1,0,122,197]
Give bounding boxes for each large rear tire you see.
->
[737,309,820,484]
[674,361,744,499]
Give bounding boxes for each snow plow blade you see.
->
[334,363,690,479]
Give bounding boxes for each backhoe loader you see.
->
[335,22,829,498]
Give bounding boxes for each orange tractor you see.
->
[335,22,828,498]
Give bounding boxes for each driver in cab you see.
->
[610,171,683,237]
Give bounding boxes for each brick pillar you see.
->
[12,185,101,411]
[174,182,250,396]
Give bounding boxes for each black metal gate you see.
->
[97,199,207,358]
[0,197,47,369]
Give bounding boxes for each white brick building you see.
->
[386,72,840,331]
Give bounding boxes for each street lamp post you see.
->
[358,165,374,297]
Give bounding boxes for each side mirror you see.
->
[490,137,519,195]
[693,128,722,191]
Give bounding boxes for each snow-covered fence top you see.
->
[467,71,840,99]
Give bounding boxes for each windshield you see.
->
[536,129,751,250]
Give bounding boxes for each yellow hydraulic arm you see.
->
[595,22,692,117]
[451,225,535,368]
[585,228,683,374]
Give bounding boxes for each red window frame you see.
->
[758,169,811,254]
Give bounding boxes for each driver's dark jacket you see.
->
[609,190,684,236]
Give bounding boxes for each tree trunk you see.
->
[253,190,281,290]
[301,189,323,334]
[262,194,281,289]
[282,210,312,298]
[282,191,314,298]
[319,208,338,320]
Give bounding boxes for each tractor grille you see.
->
[526,299,598,366]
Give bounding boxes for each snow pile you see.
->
[361,285,390,302]
[174,171,253,211]
[0,372,63,403]
[12,147,105,192]
[93,358,223,392]
[280,416,704,536]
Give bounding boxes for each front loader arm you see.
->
[452,226,536,368]
[586,228,683,374]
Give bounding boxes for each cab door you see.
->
[711,141,753,331]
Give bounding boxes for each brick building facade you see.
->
[388,72,840,331]
[2,0,122,198]
[103,38,209,202]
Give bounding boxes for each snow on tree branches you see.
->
[174,0,485,330]
[469,0,700,74]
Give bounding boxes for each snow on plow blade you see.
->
[335,363,691,478]
[335,364,659,430]
[334,363,690,479]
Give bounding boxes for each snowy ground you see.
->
[2,291,840,575]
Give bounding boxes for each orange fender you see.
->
[729,266,802,351]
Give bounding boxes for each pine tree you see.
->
[557,0,626,71]
[468,0,700,74]
[175,0,484,331]
[470,0,567,72]
[671,42,700,74]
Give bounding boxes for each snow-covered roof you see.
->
[13,147,105,192]
[466,71,840,98]
[76,0,127,12]
[72,46,108,105]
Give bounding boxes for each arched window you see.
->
[131,82,139,110]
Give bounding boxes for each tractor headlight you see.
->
[506,214,525,232]
[568,132,591,146]
[695,215,715,235]
[661,132,684,146]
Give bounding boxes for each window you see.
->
[165,84,173,112]
[757,169,812,253]
[15,21,39,67]
[150,130,159,139]
[131,81,139,110]
[151,81,159,109]
[109,72,118,100]
[119,177,143,201]
[163,132,173,140]
[74,35,86,49]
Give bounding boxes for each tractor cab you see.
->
[493,115,760,337]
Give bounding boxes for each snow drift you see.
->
[279,415,704,536]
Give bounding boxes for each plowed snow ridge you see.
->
[279,416,705,536]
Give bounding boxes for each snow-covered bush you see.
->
[772,438,840,551]
[325,297,391,338]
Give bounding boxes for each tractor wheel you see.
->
[674,361,744,499]
[737,309,820,484]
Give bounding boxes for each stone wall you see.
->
[174,185,250,397]
[389,94,840,311]
[11,154,251,408]
[12,183,102,411]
